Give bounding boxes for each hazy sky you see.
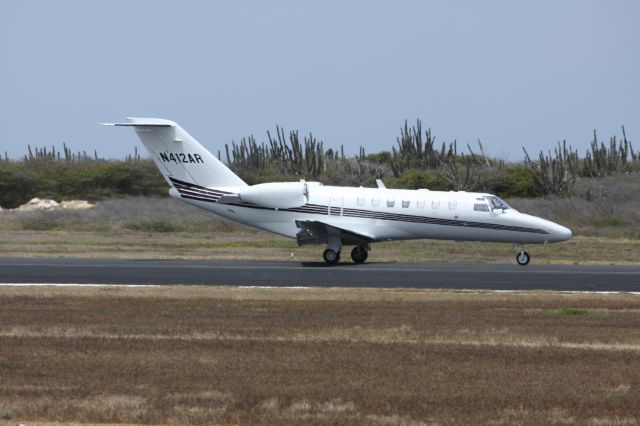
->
[2,1,638,161]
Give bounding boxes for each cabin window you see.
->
[431,200,440,209]
[417,199,425,209]
[402,200,410,208]
[357,197,365,207]
[448,200,457,210]
[387,199,395,208]
[474,203,490,212]
[371,198,380,207]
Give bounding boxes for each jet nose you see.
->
[549,223,572,242]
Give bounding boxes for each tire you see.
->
[350,245,368,264]
[323,249,340,265]
[516,251,530,266]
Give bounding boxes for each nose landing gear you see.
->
[516,248,530,266]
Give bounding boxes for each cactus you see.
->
[582,127,637,177]
[437,140,486,191]
[523,141,578,197]
[390,119,441,177]
[225,126,334,179]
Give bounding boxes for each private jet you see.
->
[103,118,572,265]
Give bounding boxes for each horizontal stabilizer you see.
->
[101,122,172,127]
[101,117,175,127]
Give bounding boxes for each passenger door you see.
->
[329,195,343,217]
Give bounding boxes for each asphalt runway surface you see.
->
[1,257,639,291]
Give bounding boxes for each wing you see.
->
[295,220,375,246]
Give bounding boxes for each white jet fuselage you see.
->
[169,180,571,245]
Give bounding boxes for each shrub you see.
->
[18,213,59,231]
[487,167,547,198]
[0,158,167,208]
[386,169,449,190]
[366,151,393,165]
[0,163,39,208]
[124,219,182,233]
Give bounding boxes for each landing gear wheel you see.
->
[516,251,530,266]
[351,245,368,264]
[323,249,340,265]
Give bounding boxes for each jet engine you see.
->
[238,181,308,209]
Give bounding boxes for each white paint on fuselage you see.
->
[175,184,571,245]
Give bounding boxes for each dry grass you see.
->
[1,286,639,424]
[0,230,638,265]
[0,195,639,264]
[0,196,244,233]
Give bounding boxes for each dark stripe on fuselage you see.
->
[168,177,548,235]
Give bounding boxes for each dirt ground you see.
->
[1,286,639,425]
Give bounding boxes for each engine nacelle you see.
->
[238,182,308,209]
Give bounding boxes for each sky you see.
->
[1,1,638,162]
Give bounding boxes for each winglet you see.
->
[376,179,386,189]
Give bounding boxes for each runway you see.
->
[1,257,639,291]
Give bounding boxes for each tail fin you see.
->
[103,117,246,188]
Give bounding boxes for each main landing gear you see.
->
[322,244,369,265]
[516,246,531,266]
[350,245,368,264]
[323,234,342,265]
[323,248,340,265]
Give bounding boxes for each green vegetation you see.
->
[548,307,591,316]
[0,145,166,208]
[1,120,637,209]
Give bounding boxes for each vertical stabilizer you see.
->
[103,117,246,188]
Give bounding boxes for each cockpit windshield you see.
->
[484,196,511,210]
